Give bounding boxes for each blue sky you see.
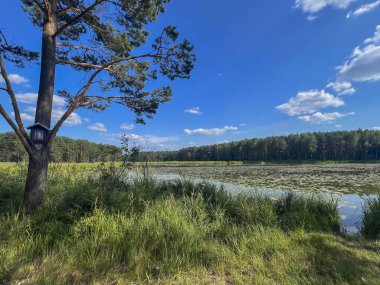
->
[1,0,380,150]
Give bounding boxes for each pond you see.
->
[149,164,380,234]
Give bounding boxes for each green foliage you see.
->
[362,196,380,239]
[0,30,39,67]
[140,129,380,162]
[18,0,196,124]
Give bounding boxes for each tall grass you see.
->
[0,164,379,284]
[362,196,380,239]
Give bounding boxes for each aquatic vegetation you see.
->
[153,164,380,195]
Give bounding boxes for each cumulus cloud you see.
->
[306,15,318,21]
[184,107,202,115]
[276,89,344,116]
[326,81,356,95]
[120,123,135,130]
[298,111,354,124]
[13,105,82,126]
[53,108,82,126]
[294,0,356,14]
[337,25,380,82]
[372,127,380,130]
[347,0,380,18]
[364,25,380,44]
[0,74,29,84]
[11,112,34,122]
[15,93,66,107]
[89,122,107,132]
[184,126,238,136]
[103,133,178,149]
[13,93,82,126]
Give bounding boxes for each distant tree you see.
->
[0,0,195,214]
[139,130,380,163]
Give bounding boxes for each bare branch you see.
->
[57,42,105,54]
[56,59,114,71]
[53,0,106,38]
[0,56,33,146]
[49,52,163,145]
[0,104,34,154]
[48,57,112,146]
[0,30,9,46]
[57,6,81,15]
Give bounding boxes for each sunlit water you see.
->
[144,172,374,234]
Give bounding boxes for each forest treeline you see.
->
[0,132,122,162]
[139,130,380,162]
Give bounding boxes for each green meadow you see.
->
[0,163,380,284]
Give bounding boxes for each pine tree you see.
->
[0,0,195,214]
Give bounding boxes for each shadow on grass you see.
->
[301,234,380,284]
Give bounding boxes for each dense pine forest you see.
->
[0,132,122,162]
[3,130,380,163]
[139,130,380,162]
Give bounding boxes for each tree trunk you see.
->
[35,0,57,127]
[24,147,49,215]
[23,0,57,214]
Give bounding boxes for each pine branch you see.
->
[0,104,34,154]
[32,0,46,13]
[56,59,114,71]
[0,56,33,147]
[53,0,106,38]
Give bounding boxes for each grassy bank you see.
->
[0,164,380,284]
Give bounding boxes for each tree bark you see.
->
[24,147,49,215]
[35,0,58,127]
[23,0,57,213]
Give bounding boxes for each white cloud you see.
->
[12,106,82,127]
[276,89,344,116]
[338,44,380,82]
[372,127,380,130]
[184,107,202,115]
[347,0,380,18]
[89,122,107,132]
[335,124,343,128]
[295,0,356,14]
[14,93,82,126]
[0,74,29,85]
[326,81,356,95]
[103,133,178,149]
[15,93,66,107]
[338,25,380,82]
[53,108,82,126]
[120,123,135,130]
[298,111,354,124]
[306,15,318,21]
[11,112,34,122]
[184,126,238,136]
[364,25,380,44]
